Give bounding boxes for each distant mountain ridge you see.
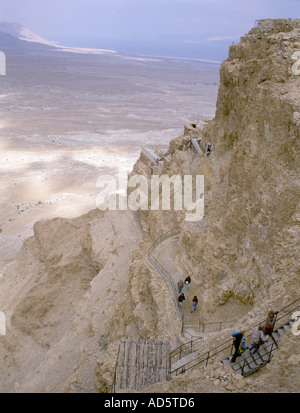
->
[0,22,25,38]
[0,22,118,56]
[0,22,57,46]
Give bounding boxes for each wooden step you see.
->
[114,339,170,392]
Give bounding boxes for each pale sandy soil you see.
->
[0,132,141,275]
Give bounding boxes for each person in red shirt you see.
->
[264,310,277,337]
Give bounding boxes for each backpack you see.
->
[238,338,245,354]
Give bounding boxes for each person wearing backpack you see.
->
[231,330,246,363]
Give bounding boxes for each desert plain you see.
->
[0,31,219,276]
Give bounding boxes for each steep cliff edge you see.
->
[0,19,299,393]
[131,18,300,323]
[179,19,300,314]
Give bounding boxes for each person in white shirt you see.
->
[249,324,269,354]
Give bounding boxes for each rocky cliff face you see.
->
[180,19,300,314]
[0,19,299,393]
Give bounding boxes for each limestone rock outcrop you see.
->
[179,19,300,315]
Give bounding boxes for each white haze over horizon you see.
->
[0,0,299,61]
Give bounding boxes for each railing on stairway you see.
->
[190,139,203,155]
[148,228,211,342]
[171,297,300,377]
[147,226,240,353]
[237,339,278,377]
[112,142,206,391]
[199,321,226,333]
[141,147,164,164]
[169,336,202,366]
[148,228,181,256]
[182,325,202,341]
[147,228,183,333]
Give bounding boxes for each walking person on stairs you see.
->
[264,310,277,338]
[249,325,269,354]
[230,330,246,363]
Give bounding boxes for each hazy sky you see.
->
[0,0,299,60]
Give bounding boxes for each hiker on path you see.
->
[191,296,198,313]
[184,276,191,291]
[206,142,212,156]
[249,325,269,354]
[177,279,184,293]
[178,293,185,307]
[264,310,277,337]
[231,330,246,363]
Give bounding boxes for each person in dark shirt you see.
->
[184,276,191,291]
[231,330,246,363]
[178,293,185,307]
[191,296,198,313]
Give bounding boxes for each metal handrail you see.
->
[147,220,300,378]
[141,147,163,163]
[169,336,202,364]
[148,228,181,255]
[274,297,300,320]
[171,297,300,376]
[239,339,277,376]
[148,225,239,361]
[199,321,226,333]
[148,228,184,331]
[148,250,184,333]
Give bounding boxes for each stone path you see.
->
[151,234,201,339]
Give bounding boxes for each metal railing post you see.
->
[274,311,279,330]
[242,358,246,375]
[148,224,300,378]
[206,351,210,366]
[268,343,274,363]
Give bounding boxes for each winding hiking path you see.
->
[151,232,201,339]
